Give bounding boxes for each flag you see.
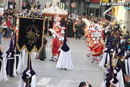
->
[17,17,45,54]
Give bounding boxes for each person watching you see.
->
[125,74,130,87]
[78,81,92,87]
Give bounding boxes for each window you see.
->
[57,2,59,7]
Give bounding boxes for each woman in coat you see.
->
[74,20,82,40]
[39,34,47,61]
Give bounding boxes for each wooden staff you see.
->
[27,53,31,87]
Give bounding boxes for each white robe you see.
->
[56,49,73,69]
[21,49,25,66]
[101,70,124,87]
[99,53,110,69]
[0,53,8,81]
[125,57,130,75]
[99,53,107,69]
[115,70,124,87]
[14,54,22,73]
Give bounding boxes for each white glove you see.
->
[26,70,31,78]
[58,48,61,52]
[47,45,50,48]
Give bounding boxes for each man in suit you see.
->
[118,55,126,75]
[125,74,130,87]
[118,55,126,84]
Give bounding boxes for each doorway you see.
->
[89,8,99,17]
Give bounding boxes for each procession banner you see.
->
[17,17,45,54]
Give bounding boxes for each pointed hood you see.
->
[0,49,2,59]
[115,47,118,55]
[117,36,121,49]
[12,32,16,50]
[21,55,36,86]
[22,55,36,76]
[6,38,13,55]
[61,31,70,52]
[16,47,20,54]
[9,38,13,50]
[109,36,114,50]
[104,36,114,53]
[105,52,113,87]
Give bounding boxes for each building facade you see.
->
[61,0,107,17]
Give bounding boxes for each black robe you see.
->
[118,60,126,75]
[39,37,47,60]
[60,18,66,27]
[0,50,2,72]
[45,19,48,34]
[75,24,82,38]
[118,60,126,84]
[49,20,53,36]
[125,82,130,87]
[6,48,15,77]
[106,30,112,46]
[67,21,74,37]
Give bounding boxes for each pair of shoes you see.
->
[91,58,94,63]
[96,59,98,64]
[35,57,39,59]
[10,75,14,77]
[50,59,53,61]
[40,59,45,61]
[64,68,67,70]
[87,54,90,57]
[50,57,53,61]
[53,58,57,62]
[91,61,94,63]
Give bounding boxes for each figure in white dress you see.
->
[56,32,73,70]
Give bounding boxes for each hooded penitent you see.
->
[18,55,36,87]
[56,30,73,70]
[99,36,114,69]
[6,38,16,77]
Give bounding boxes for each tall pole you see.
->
[69,0,71,13]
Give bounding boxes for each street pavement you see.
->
[0,37,104,87]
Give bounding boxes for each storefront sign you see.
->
[71,2,77,8]
[65,1,69,7]
[100,0,108,3]
[90,0,100,2]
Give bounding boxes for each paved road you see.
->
[0,37,104,87]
